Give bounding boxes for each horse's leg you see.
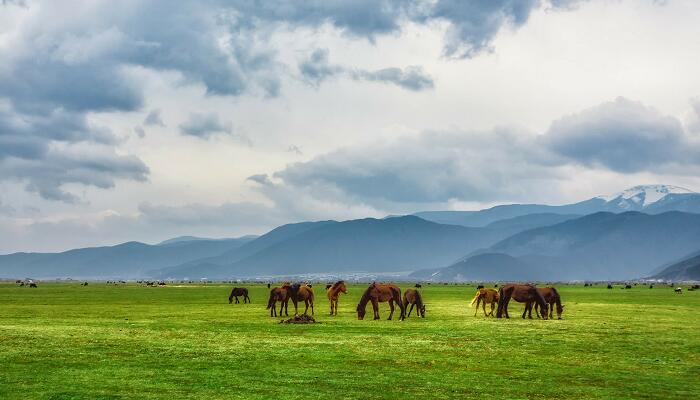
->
[504,296,511,318]
[388,300,395,320]
[482,300,487,317]
[534,303,541,319]
[522,302,528,319]
[489,302,495,317]
[311,299,314,315]
[303,299,309,315]
[407,303,414,317]
[371,298,380,320]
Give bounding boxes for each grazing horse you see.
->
[228,287,250,304]
[287,283,315,315]
[326,281,347,316]
[266,286,290,317]
[356,283,405,321]
[496,284,549,320]
[470,288,499,317]
[675,287,683,294]
[526,287,564,319]
[403,288,425,318]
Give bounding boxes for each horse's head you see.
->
[357,303,366,320]
[338,281,347,294]
[540,304,549,320]
[556,304,564,319]
[419,304,426,318]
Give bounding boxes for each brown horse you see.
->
[228,287,250,304]
[525,287,564,319]
[326,280,347,316]
[403,288,425,318]
[356,283,405,321]
[287,283,315,315]
[470,288,499,317]
[496,284,549,320]
[266,286,290,317]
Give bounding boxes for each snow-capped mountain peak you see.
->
[597,185,696,208]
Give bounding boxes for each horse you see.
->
[525,287,564,319]
[496,284,549,320]
[356,283,404,321]
[266,286,290,317]
[470,288,499,317]
[403,288,425,318]
[675,287,683,294]
[287,283,315,315]
[228,287,250,304]
[326,281,347,316]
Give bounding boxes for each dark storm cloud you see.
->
[179,113,232,139]
[299,48,434,91]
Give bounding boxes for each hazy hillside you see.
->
[155,216,511,279]
[484,211,700,280]
[410,253,551,282]
[651,252,700,281]
[0,237,254,279]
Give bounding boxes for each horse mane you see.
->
[549,287,562,309]
[331,280,345,290]
[533,286,548,311]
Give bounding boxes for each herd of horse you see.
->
[228,281,564,321]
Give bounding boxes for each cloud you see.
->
[143,109,165,127]
[179,112,232,139]
[266,97,700,207]
[300,48,434,91]
[133,126,146,138]
[543,97,700,173]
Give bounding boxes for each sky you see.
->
[1,0,700,253]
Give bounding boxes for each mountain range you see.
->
[1,184,699,281]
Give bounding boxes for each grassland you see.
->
[0,282,698,399]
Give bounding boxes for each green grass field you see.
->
[1,282,698,399]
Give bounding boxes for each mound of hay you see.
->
[280,314,317,324]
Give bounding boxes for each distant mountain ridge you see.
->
[416,211,700,281]
[413,184,699,227]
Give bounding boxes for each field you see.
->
[1,282,698,399]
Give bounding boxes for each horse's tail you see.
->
[470,290,480,306]
[266,290,275,309]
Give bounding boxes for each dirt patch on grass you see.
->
[280,315,317,324]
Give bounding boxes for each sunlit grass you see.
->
[0,282,698,399]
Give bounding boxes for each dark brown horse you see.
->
[525,287,564,319]
[287,283,315,315]
[228,287,250,304]
[470,288,499,317]
[356,283,405,320]
[403,288,425,318]
[326,280,347,316]
[266,286,290,317]
[496,284,549,320]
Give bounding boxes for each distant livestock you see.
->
[476,285,484,290]
[625,285,632,289]
[357,283,405,321]
[470,288,499,317]
[326,281,347,316]
[403,288,426,318]
[29,283,37,288]
[607,284,613,289]
[674,287,682,294]
[496,284,548,320]
[228,287,250,304]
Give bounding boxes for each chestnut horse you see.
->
[403,288,425,318]
[470,288,499,317]
[356,283,405,320]
[266,286,290,317]
[287,283,315,315]
[526,287,564,319]
[326,280,347,316]
[496,284,549,320]
[228,287,250,304]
